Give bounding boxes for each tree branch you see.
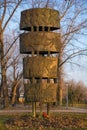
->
[2,0,22,32]
[60,49,87,67]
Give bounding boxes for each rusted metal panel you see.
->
[20,8,60,30]
[20,32,61,53]
[20,7,60,104]
[23,56,58,78]
[25,82,57,102]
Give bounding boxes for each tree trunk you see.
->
[2,67,9,107]
[0,21,9,107]
[59,84,62,106]
[57,53,63,106]
[11,79,19,106]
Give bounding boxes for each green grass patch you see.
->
[70,104,87,109]
[0,115,10,130]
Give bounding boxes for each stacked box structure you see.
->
[20,8,61,103]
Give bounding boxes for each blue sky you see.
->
[64,56,87,85]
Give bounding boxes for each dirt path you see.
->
[0,107,87,115]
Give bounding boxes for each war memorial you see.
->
[20,8,61,116]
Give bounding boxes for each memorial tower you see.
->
[20,8,61,116]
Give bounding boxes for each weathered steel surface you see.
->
[20,32,61,53]
[20,7,60,103]
[25,82,57,102]
[20,8,60,30]
[23,56,58,78]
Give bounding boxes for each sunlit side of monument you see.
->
[20,8,61,117]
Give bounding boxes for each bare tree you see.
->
[4,32,23,106]
[0,0,22,107]
[59,0,87,64]
[67,80,87,106]
[59,0,87,105]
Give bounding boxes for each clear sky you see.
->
[64,56,87,85]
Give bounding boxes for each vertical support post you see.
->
[32,77,36,117]
[32,101,36,117]
[47,102,50,115]
[39,78,43,115]
[47,79,50,116]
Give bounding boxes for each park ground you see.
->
[0,105,87,130]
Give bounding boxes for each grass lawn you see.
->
[0,113,87,130]
[0,115,10,130]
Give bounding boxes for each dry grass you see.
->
[2,113,87,130]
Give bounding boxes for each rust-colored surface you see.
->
[23,56,58,78]
[20,8,60,30]
[20,8,60,103]
[25,82,57,102]
[20,32,61,53]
